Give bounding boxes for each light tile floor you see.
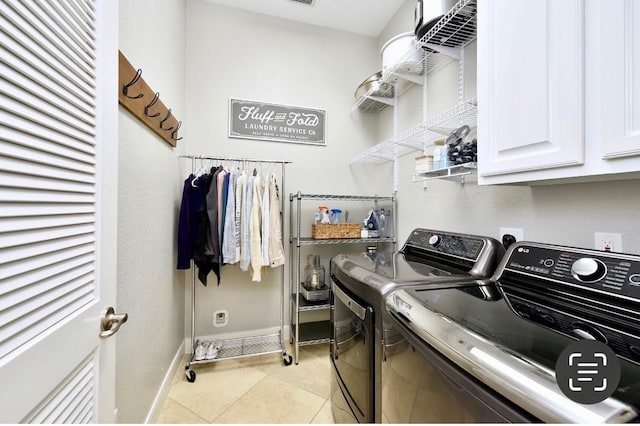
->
[156,343,334,424]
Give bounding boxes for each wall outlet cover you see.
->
[594,232,623,252]
[213,310,228,327]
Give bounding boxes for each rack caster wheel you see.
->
[186,369,196,383]
[283,354,293,366]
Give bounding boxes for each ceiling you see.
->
[201,0,407,37]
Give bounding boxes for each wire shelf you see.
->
[357,97,391,114]
[412,162,478,183]
[189,333,284,364]
[293,295,331,311]
[426,98,477,134]
[352,0,477,113]
[351,99,477,164]
[298,237,395,245]
[292,321,331,346]
[419,0,477,49]
[291,193,395,202]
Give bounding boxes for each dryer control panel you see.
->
[503,243,640,302]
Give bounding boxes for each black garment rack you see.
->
[179,155,293,382]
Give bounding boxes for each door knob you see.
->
[100,307,128,339]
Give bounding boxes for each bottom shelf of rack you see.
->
[292,293,331,311]
[412,162,478,183]
[292,321,331,346]
[188,333,284,365]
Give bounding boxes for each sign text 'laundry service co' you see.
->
[229,98,326,146]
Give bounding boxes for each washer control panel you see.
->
[405,229,485,261]
[504,243,640,302]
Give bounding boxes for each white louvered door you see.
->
[0,0,118,423]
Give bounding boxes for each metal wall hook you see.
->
[122,68,143,99]
[171,121,183,140]
[159,108,174,131]
[144,92,160,117]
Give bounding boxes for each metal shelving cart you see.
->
[288,192,397,364]
[179,155,293,383]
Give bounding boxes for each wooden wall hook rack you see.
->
[118,51,180,147]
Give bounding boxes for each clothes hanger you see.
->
[191,158,209,187]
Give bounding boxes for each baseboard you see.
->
[144,340,185,424]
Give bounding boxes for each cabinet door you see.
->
[598,0,640,159]
[478,0,585,180]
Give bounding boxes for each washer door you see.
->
[330,279,374,423]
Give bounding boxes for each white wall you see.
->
[183,1,388,338]
[381,1,640,254]
[117,0,186,422]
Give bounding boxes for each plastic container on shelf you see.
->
[304,254,325,290]
[302,254,329,302]
[415,154,433,173]
[379,209,393,238]
[432,138,448,169]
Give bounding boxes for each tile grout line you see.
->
[162,396,210,424]
[260,370,329,423]
[229,367,326,423]
[275,373,330,401]
[206,369,272,423]
[275,350,331,401]
[308,397,330,424]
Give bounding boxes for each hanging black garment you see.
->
[203,166,224,285]
[193,168,222,286]
[176,173,204,270]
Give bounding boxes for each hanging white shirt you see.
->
[268,174,285,268]
[234,170,244,262]
[249,175,264,281]
[261,175,270,266]
[222,170,237,264]
[240,174,253,272]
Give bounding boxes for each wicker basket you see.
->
[312,223,360,239]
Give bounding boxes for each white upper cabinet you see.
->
[597,0,640,159]
[478,0,640,185]
[477,0,585,181]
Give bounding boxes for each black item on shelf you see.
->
[446,123,477,165]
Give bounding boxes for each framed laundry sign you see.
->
[229,98,326,146]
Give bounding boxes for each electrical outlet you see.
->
[595,232,622,252]
[500,227,523,241]
[499,227,523,250]
[213,310,228,327]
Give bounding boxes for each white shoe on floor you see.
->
[205,341,221,360]
[194,340,208,361]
